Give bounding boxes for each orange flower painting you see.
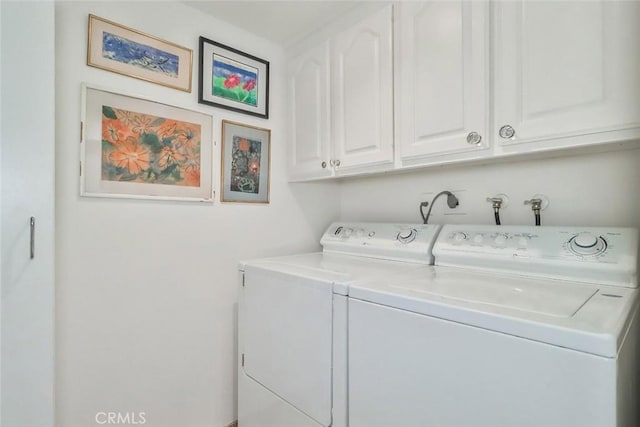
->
[101,105,201,187]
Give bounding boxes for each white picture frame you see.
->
[81,84,214,202]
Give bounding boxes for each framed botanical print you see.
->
[81,84,214,202]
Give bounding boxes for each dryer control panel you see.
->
[434,225,639,287]
[321,222,441,264]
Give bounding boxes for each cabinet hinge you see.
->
[241,353,245,367]
[241,273,245,287]
[80,121,83,142]
[79,161,82,176]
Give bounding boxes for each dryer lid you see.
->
[241,252,432,295]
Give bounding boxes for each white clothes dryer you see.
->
[348,224,640,427]
[237,222,441,427]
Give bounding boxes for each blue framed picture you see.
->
[87,15,193,92]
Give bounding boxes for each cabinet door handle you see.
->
[466,132,482,145]
[321,161,327,169]
[30,216,35,260]
[499,125,516,139]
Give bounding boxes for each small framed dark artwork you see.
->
[220,120,271,203]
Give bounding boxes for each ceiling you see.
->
[183,1,365,48]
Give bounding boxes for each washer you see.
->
[348,224,640,427]
[237,222,441,427]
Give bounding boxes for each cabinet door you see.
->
[288,42,332,181]
[494,1,640,152]
[1,2,55,426]
[332,5,394,174]
[398,1,490,165]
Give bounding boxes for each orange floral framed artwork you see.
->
[81,84,214,202]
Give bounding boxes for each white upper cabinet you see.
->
[494,0,640,152]
[287,1,640,180]
[332,4,394,175]
[398,1,490,165]
[287,41,332,181]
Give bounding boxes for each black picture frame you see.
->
[198,36,269,119]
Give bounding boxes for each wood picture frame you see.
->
[87,14,193,92]
[220,120,271,203]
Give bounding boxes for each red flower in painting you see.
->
[224,74,241,89]
[242,79,256,91]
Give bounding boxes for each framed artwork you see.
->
[220,120,271,203]
[87,14,193,92]
[199,37,270,119]
[81,84,214,202]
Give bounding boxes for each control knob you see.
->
[494,234,508,246]
[452,232,467,243]
[397,229,417,244]
[569,232,607,256]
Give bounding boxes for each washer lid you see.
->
[349,267,638,357]
[391,269,597,317]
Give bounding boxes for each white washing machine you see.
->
[348,224,640,427]
[237,222,441,427]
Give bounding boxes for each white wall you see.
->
[55,2,339,427]
[339,148,640,228]
[1,1,55,426]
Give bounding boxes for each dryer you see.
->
[237,222,441,427]
[348,224,639,427]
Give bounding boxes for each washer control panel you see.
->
[321,222,441,264]
[434,225,639,287]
